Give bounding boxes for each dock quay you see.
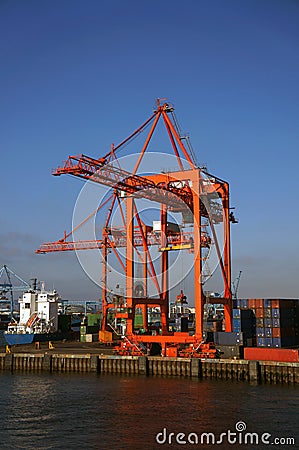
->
[1,342,298,384]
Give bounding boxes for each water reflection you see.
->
[0,373,297,449]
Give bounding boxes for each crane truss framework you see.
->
[0,265,30,318]
[36,101,234,346]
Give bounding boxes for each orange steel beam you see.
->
[53,160,227,224]
[125,196,134,335]
[101,232,108,331]
[192,170,204,338]
[133,234,160,296]
[145,169,232,285]
[222,182,232,331]
[133,205,161,295]
[134,333,194,344]
[132,110,162,175]
[161,109,195,169]
[53,154,192,212]
[203,196,230,293]
[142,249,148,329]
[164,118,184,171]
[222,183,232,297]
[36,239,106,253]
[104,111,156,161]
[105,235,126,272]
[160,203,169,333]
[36,229,204,254]
[116,195,126,228]
[56,194,113,244]
[105,193,117,228]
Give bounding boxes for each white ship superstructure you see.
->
[6,284,60,336]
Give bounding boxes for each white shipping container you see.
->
[152,221,180,233]
[85,333,98,342]
[153,221,161,231]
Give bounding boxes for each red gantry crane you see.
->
[36,100,237,357]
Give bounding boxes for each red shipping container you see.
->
[255,299,264,308]
[272,328,281,338]
[255,309,264,318]
[248,299,256,308]
[271,299,280,308]
[244,347,299,363]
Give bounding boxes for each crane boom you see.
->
[53,154,193,211]
[36,229,211,253]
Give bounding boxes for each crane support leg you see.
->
[126,196,134,335]
[160,204,169,334]
[193,172,204,339]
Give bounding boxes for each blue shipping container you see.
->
[264,318,273,328]
[272,336,296,347]
[257,337,265,347]
[264,308,272,318]
[264,299,272,308]
[256,327,265,337]
[265,337,273,347]
[232,309,241,319]
[272,318,280,327]
[265,328,272,337]
[232,322,241,332]
[272,308,280,318]
[240,299,248,309]
[233,318,241,326]
[272,338,281,347]
[234,299,241,308]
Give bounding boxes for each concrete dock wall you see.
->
[0,353,298,384]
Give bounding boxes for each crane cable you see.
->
[170,110,199,168]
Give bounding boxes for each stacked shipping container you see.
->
[233,299,299,348]
[232,309,255,346]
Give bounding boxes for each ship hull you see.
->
[4,331,78,346]
[4,333,35,345]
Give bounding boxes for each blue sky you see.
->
[1,0,299,301]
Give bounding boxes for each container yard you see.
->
[4,100,299,382]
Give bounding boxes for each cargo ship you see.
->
[4,283,62,345]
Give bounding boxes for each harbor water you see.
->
[0,372,297,449]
